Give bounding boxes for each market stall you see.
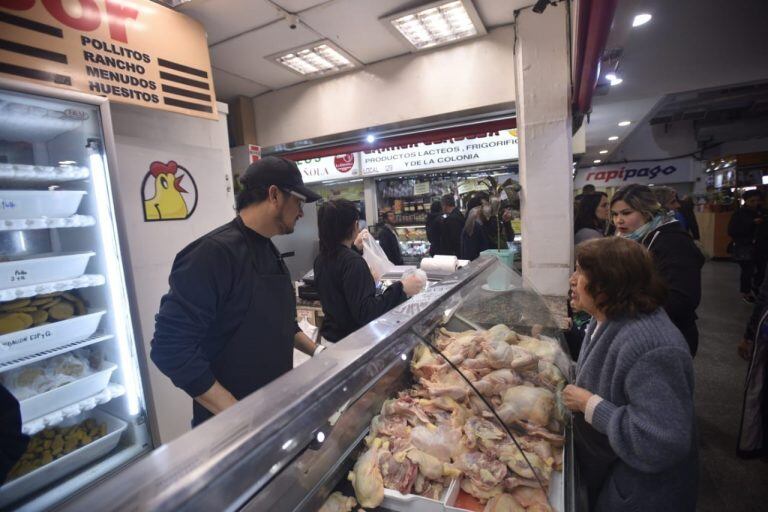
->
[61,256,575,512]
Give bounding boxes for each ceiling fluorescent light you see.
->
[608,136,619,141]
[383,0,486,51]
[599,150,608,154]
[618,120,631,127]
[270,41,360,78]
[593,160,602,164]
[633,13,652,27]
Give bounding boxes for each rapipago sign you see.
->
[574,157,694,188]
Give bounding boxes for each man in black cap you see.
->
[151,156,323,427]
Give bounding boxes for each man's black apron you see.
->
[192,219,295,426]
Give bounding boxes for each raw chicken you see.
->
[419,396,470,428]
[406,448,460,480]
[481,338,538,371]
[349,439,385,508]
[514,334,570,374]
[369,414,410,440]
[456,451,508,488]
[474,369,523,396]
[412,343,446,380]
[510,486,552,512]
[483,493,526,512]
[378,448,418,494]
[318,492,357,512]
[411,424,464,462]
[381,396,432,426]
[461,478,504,502]
[504,475,543,490]
[494,441,551,481]
[418,371,470,401]
[463,416,505,450]
[414,473,445,500]
[498,386,555,428]
[530,360,566,392]
[486,324,518,345]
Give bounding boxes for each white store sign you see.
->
[297,153,361,183]
[573,157,694,189]
[360,130,519,176]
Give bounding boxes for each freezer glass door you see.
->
[0,87,153,509]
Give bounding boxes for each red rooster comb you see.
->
[149,161,187,193]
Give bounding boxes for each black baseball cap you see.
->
[240,156,321,203]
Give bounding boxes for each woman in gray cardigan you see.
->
[562,236,697,511]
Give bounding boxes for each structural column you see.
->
[514,3,573,296]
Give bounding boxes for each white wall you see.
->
[110,102,235,444]
[252,26,517,147]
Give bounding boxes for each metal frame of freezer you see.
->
[0,77,160,503]
[62,256,575,512]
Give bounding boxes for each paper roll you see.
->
[420,257,457,273]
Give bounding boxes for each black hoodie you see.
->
[642,221,705,356]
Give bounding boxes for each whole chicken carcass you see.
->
[348,438,385,508]
[514,334,570,375]
[441,335,482,365]
[495,441,551,481]
[418,371,470,401]
[418,396,469,428]
[381,396,432,426]
[456,451,508,489]
[463,416,505,450]
[406,448,460,480]
[461,478,504,503]
[481,338,538,371]
[486,324,518,345]
[318,492,357,512]
[473,369,524,397]
[483,493,526,512]
[411,424,464,462]
[497,386,555,428]
[412,343,446,380]
[510,486,552,512]
[378,447,418,495]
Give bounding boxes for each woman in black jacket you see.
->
[611,184,704,356]
[313,200,422,343]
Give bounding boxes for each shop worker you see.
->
[151,157,322,427]
[376,210,404,265]
[440,194,465,257]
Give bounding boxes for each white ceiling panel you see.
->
[212,68,271,102]
[210,21,321,89]
[297,0,416,64]
[475,0,530,27]
[178,0,280,45]
[272,0,335,12]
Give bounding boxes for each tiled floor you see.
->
[694,261,768,512]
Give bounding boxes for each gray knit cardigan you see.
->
[576,308,698,511]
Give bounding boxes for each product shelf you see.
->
[0,215,95,231]
[0,274,105,302]
[0,333,113,373]
[0,163,89,183]
[22,383,126,435]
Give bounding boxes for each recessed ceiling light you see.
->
[599,150,608,154]
[608,136,619,141]
[593,159,602,164]
[270,41,359,78]
[618,120,631,127]
[366,134,376,143]
[58,160,77,165]
[608,76,623,86]
[384,0,486,51]
[633,13,652,27]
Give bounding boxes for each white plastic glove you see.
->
[400,269,427,297]
[354,228,370,251]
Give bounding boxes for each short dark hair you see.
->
[574,192,607,233]
[575,237,666,319]
[466,192,489,212]
[318,199,360,256]
[430,200,442,214]
[441,194,455,207]
[236,184,270,211]
[582,184,596,193]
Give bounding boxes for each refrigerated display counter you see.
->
[62,257,574,512]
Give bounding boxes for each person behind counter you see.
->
[375,210,404,265]
[314,200,424,343]
[439,194,464,257]
[426,200,443,257]
[460,193,492,261]
[563,236,697,512]
[150,157,323,427]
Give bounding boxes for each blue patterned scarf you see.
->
[619,211,677,242]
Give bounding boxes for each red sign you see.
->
[334,153,355,173]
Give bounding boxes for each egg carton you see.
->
[22,383,126,435]
[0,163,89,183]
[0,215,96,231]
[0,274,105,302]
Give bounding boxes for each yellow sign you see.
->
[0,0,217,119]
[141,160,198,221]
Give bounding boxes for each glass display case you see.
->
[0,80,155,509]
[62,257,574,512]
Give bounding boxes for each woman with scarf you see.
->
[611,184,704,356]
[460,193,492,261]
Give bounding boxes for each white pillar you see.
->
[514,3,573,296]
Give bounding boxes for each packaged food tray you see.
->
[19,362,117,422]
[0,410,127,508]
[0,190,86,220]
[0,251,94,289]
[0,310,106,364]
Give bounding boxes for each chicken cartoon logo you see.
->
[141,161,198,222]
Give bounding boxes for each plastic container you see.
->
[480,249,514,292]
[0,410,127,508]
[0,311,106,364]
[0,251,94,289]
[19,362,118,422]
[0,163,89,183]
[0,190,86,220]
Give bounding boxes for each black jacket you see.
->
[729,207,768,251]
[426,213,443,257]
[0,384,28,485]
[642,221,705,356]
[376,224,403,265]
[440,209,465,257]
[483,215,515,250]
[314,246,407,342]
